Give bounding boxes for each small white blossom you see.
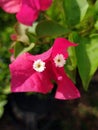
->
[53,54,66,67]
[33,59,46,72]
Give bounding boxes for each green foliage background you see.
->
[0,10,16,117]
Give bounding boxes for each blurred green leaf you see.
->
[65,32,78,82]
[68,32,78,69]
[0,100,7,108]
[63,0,89,27]
[94,20,98,30]
[63,0,80,27]
[94,0,98,13]
[0,107,4,118]
[76,0,89,20]
[19,43,35,55]
[14,42,25,58]
[0,100,7,118]
[36,20,70,37]
[14,42,35,58]
[76,35,98,90]
[46,0,65,25]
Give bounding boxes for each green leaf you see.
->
[0,100,7,108]
[94,20,98,30]
[14,42,35,58]
[14,42,25,58]
[0,100,7,118]
[65,32,78,83]
[36,20,70,38]
[76,35,98,90]
[46,0,65,24]
[94,0,98,13]
[0,107,4,118]
[68,32,78,70]
[63,0,89,27]
[19,43,35,55]
[76,0,89,20]
[63,0,80,27]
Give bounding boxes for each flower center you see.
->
[53,54,66,67]
[37,64,41,68]
[33,59,46,72]
[57,59,61,62]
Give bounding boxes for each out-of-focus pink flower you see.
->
[0,0,52,25]
[10,34,17,41]
[9,49,15,62]
[9,48,14,54]
[10,55,15,62]
[0,0,22,13]
[9,38,80,100]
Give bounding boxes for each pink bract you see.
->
[0,0,22,13]
[0,0,52,26]
[9,38,80,100]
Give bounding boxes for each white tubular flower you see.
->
[33,59,46,72]
[53,54,66,67]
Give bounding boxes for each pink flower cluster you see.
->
[9,38,80,100]
[0,0,52,25]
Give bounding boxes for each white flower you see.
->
[33,59,46,72]
[53,54,66,67]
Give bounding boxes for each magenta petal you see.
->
[32,0,52,11]
[32,48,52,61]
[54,68,80,100]
[52,38,77,58]
[11,71,53,93]
[0,0,21,13]
[39,0,52,11]
[9,53,34,91]
[31,0,40,10]
[9,53,53,93]
[16,0,39,25]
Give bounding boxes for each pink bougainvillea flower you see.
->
[9,48,15,62]
[0,0,52,25]
[10,34,17,41]
[0,0,22,13]
[9,38,80,100]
